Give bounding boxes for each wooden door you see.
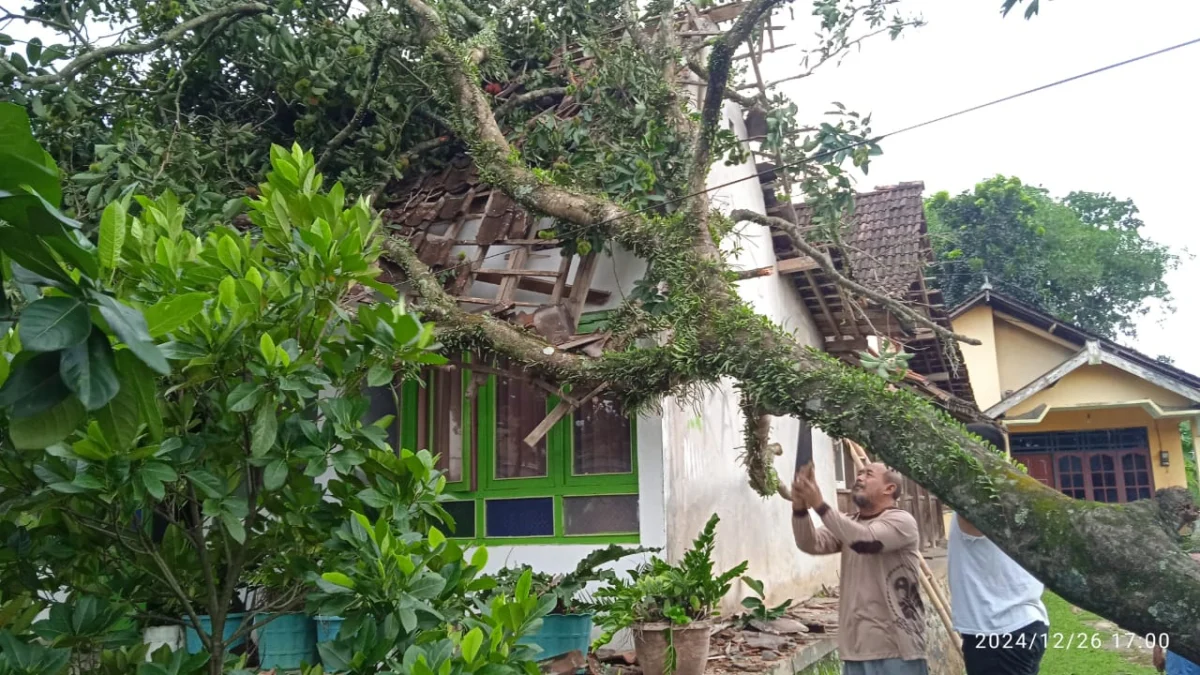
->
[1021,453,1054,487]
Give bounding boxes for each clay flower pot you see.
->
[632,621,712,675]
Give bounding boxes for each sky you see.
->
[4,0,1198,369]
[758,0,1200,372]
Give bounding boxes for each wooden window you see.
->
[494,373,548,479]
[384,357,638,544]
[573,398,633,476]
[1013,428,1155,504]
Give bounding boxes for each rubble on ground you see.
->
[589,594,841,674]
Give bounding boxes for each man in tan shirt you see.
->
[792,461,928,675]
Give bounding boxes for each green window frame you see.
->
[396,358,640,545]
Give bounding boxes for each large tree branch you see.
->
[493,86,568,118]
[391,0,1200,656]
[404,0,631,231]
[733,209,981,346]
[317,41,388,171]
[689,0,785,195]
[21,3,269,86]
[686,57,763,109]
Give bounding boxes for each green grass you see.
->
[1039,592,1157,675]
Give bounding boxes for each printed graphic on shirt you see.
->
[885,564,927,646]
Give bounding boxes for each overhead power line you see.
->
[404,35,1200,277]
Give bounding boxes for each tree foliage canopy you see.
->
[927,175,1177,338]
[4,0,1200,666]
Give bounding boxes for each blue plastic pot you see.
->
[257,613,316,670]
[520,613,593,660]
[315,615,344,644]
[184,613,247,654]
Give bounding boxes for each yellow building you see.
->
[950,289,1200,502]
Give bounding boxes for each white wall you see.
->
[655,100,840,613]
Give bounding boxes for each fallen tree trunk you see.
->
[389,0,1200,660]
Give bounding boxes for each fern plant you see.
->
[591,514,747,673]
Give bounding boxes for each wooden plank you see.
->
[550,254,573,302]
[802,269,839,336]
[777,256,818,274]
[524,384,607,448]
[495,248,529,304]
[472,272,611,304]
[477,269,561,277]
[564,251,600,328]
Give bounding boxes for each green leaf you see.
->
[141,473,165,500]
[0,103,62,207]
[98,200,127,271]
[226,382,263,413]
[8,395,85,449]
[461,627,484,663]
[263,459,288,491]
[321,572,356,590]
[142,292,207,338]
[470,547,488,570]
[259,333,276,364]
[742,576,764,598]
[95,351,155,450]
[218,276,238,310]
[515,570,532,602]
[18,297,91,351]
[186,470,225,498]
[250,400,277,457]
[59,330,120,410]
[428,526,446,549]
[357,488,388,508]
[142,461,178,483]
[216,235,242,273]
[220,511,246,544]
[0,352,70,418]
[94,294,170,375]
[367,363,393,388]
[120,350,162,442]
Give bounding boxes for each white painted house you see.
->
[375,49,970,617]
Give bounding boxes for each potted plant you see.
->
[484,545,655,661]
[592,515,747,675]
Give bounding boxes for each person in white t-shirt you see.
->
[949,423,1049,675]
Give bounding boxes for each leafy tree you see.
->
[0,105,547,675]
[3,0,1200,664]
[926,175,1177,338]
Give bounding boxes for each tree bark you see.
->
[392,0,1200,661]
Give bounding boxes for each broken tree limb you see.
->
[386,0,1200,658]
[731,209,982,347]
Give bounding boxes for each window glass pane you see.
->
[366,382,401,451]
[1122,452,1153,502]
[443,500,476,538]
[494,371,547,479]
[1058,456,1086,499]
[430,368,464,482]
[833,441,845,485]
[564,495,639,535]
[573,398,632,475]
[485,498,554,537]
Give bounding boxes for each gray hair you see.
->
[883,467,904,499]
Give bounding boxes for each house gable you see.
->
[994,316,1079,399]
[1008,363,1196,417]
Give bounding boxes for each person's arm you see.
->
[790,468,841,555]
[815,505,918,554]
[956,514,984,537]
[792,508,843,555]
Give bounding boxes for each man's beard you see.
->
[852,492,869,508]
